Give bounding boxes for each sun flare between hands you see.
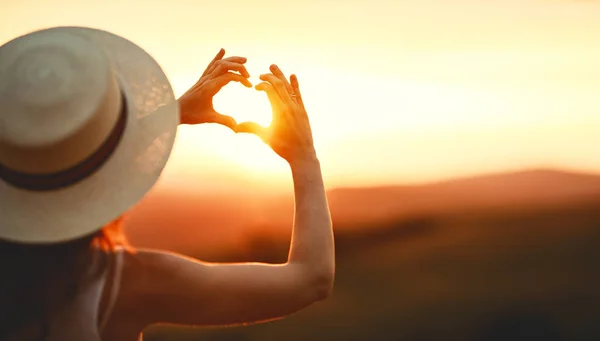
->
[209,80,288,175]
[214,79,273,128]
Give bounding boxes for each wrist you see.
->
[287,150,319,170]
[289,154,322,182]
[177,99,189,125]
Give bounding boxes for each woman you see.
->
[0,27,334,341]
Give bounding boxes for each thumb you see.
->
[234,121,268,140]
[210,113,237,130]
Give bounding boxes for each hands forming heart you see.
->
[178,49,317,165]
[178,48,252,128]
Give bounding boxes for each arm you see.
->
[287,157,335,283]
[121,61,334,329]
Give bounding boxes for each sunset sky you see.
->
[1,0,599,192]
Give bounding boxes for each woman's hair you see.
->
[0,216,132,339]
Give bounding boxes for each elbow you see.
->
[313,277,334,302]
[307,267,335,302]
[287,261,335,305]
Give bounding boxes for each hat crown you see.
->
[0,26,179,245]
[0,29,121,174]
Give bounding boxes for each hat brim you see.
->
[0,27,179,244]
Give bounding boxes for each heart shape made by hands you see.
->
[213,81,272,128]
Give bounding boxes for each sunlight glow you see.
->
[214,80,273,129]
[3,0,599,189]
[212,79,285,174]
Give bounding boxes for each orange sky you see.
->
[1,0,599,192]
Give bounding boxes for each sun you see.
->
[213,79,273,130]
[210,80,289,175]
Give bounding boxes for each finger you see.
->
[202,48,226,78]
[209,72,252,92]
[209,113,237,130]
[259,74,294,105]
[290,74,306,110]
[270,64,293,94]
[221,56,248,64]
[205,56,248,78]
[255,81,283,112]
[255,81,275,92]
[234,121,269,141]
[212,61,251,79]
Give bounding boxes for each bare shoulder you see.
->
[106,249,218,330]
[112,250,186,316]
[102,249,183,338]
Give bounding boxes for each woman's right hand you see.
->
[234,65,317,166]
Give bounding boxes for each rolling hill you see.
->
[125,169,600,256]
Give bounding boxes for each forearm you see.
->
[287,156,335,285]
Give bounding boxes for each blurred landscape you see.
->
[128,169,600,341]
[2,1,598,340]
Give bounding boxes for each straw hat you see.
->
[0,27,179,244]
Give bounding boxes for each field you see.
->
[127,170,600,341]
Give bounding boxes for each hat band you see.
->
[0,94,128,192]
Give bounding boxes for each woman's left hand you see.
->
[178,48,252,130]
